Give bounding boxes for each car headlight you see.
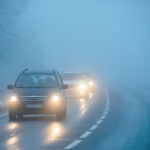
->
[79,83,87,90]
[88,81,94,86]
[51,95,60,102]
[10,96,18,102]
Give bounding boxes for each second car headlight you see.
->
[88,81,94,87]
[51,95,61,102]
[79,83,86,90]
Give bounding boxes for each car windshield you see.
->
[62,73,85,81]
[15,74,58,88]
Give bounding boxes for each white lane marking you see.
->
[105,107,109,111]
[101,115,106,119]
[65,140,81,149]
[64,88,110,149]
[80,131,91,139]
[96,119,103,124]
[0,112,8,118]
[89,125,98,131]
[104,111,108,115]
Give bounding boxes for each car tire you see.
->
[18,113,23,121]
[63,107,67,118]
[9,110,16,121]
[56,112,63,120]
[56,108,66,120]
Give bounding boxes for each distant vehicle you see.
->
[62,72,93,99]
[7,69,68,121]
[83,73,95,92]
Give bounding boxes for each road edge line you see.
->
[64,88,110,149]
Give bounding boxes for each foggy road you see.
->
[0,89,106,150]
[73,87,150,150]
[0,0,150,150]
[0,87,150,150]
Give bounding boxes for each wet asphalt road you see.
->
[0,89,106,150]
[0,87,150,150]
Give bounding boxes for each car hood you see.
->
[12,88,60,97]
[63,80,80,86]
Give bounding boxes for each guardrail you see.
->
[0,101,4,111]
[0,89,8,111]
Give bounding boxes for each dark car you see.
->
[7,69,68,121]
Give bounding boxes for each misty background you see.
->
[0,0,150,88]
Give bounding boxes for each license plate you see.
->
[26,104,43,108]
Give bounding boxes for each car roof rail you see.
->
[15,69,28,81]
[20,68,28,74]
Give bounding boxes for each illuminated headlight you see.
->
[79,84,86,90]
[10,96,18,102]
[52,95,60,102]
[88,81,94,86]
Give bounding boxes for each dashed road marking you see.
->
[101,115,106,119]
[80,131,91,139]
[64,88,110,149]
[104,111,108,115]
[89,125,98,131]
[96,119,103,124]
[65,140,81,149]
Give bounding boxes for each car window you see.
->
[57,73,63,86]
[62,73,85,81]
[15,74,58,88]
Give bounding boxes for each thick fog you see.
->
[0,0,150,88]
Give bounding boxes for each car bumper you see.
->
[66,89,89,98]
[9,101,64,114]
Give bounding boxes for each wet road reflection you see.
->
[0,90,100,150]
[6,122,19,131]
[79,93,94,117]
[4,122,20,150]
[79,99,87,117]
[89,93,93,99]
[45,122,65,143]
[6,136,18,147]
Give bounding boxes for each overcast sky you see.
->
[1,0,150,87]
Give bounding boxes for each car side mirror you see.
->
[62,84,68,89]
[7,84,13,90]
